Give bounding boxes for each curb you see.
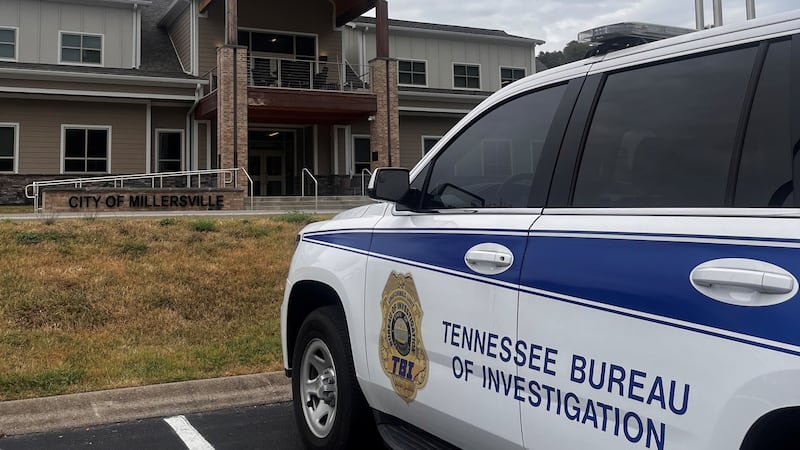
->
[0,372,291,436]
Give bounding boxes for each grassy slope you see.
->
[0,214,319,400]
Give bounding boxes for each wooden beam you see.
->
[199,0,214,14]
[226,0,237,45]
[375,0,388,58]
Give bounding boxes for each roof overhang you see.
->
[196,88,377,124]
[353,20,545,46]
[198,0,375,28]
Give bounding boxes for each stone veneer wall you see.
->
[369,58,400,168]
[2,174,229,205]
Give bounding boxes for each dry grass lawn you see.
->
[0,213,322,400]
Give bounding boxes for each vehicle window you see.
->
[573,46,757,207]
[735,40,793,207]
[420,84,567,209]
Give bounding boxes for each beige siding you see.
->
[197,121,209,169]
[0,98,146,174]
[316,125,332,174]
[363,31,533,92]
[151,106,189,172]
[169,5,193,73]
[198,0,224,76]
[5,0,134,68]
[398,116,460,169]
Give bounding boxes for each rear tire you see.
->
[291,306,376,450]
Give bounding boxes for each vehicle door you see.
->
[361,77,583,449]
[519,35,800,449]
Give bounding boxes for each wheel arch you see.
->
[740,406,800,449]
[286,280,346,374]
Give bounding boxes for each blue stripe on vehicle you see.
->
[521,235,800,348]
[301,229,800,353]
[369,232,528,285]
[303,232,373,252]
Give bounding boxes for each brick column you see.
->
[369,57,400,169]
[216,45,249,182]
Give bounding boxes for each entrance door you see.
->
[249,150,285,196]
[248,129,295,196]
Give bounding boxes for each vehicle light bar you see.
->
[578,22,695,57]
[578,22,694,44]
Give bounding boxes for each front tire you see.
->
[292,306,375,449]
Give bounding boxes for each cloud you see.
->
[380,0,797,52]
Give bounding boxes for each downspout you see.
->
[133,4,140,68]
[185,83,202,171]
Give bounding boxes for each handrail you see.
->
[301,168,318,213]
[238,167,254,211]
[361,168,372,197]
[24,168,252,214]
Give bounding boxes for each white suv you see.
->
[281,10,800,450]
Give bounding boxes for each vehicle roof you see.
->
[409,8,800,180]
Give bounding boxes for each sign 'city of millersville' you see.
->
[42,189,245,213]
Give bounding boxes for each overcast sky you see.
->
[378,0,798,52]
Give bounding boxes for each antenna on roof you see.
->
[578,22,695,57]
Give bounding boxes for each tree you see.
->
[537,40,592,70]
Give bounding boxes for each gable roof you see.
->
[352,16,544,45]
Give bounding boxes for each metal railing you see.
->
[301,168,318,213]
[24,168,253,213]
[361,168,372,197]
[247,57,370,92]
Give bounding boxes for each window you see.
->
[454,63,480,89]
[157,130,183,172]
[422,136,441,155]
[736,40,793,207]
[500,67,526,88]
[0,123,18,172]
[62,126,110,173]
[0,28,16,60]
[420,84,567,209]
[399,60,426,86]
[239,30,316,60]
[61,32,102,65]
[353,136,371,173]
[572,46,758,208]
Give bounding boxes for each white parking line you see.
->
[164,415,216,450]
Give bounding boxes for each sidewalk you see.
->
[0,372,291,436]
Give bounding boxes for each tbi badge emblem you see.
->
[380,272,428,402]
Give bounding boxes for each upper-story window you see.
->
[0,28,16,61]
[500,67,526,88]
[60,32,102,65]
[398,60,426,86]
[453,63,480,90]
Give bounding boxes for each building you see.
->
[0,0,543,204]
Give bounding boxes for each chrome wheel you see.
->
[299,338,338,439]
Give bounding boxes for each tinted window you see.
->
[421,84,566,209]
[736,40,793,207]
[573,46,757,207]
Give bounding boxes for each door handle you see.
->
[691,267,794,294]
[464,243,514,275]
[465,250,512,267]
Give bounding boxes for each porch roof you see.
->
[196,88,377,124]
[198,0,376,28]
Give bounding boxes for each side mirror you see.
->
[368,168,410,203]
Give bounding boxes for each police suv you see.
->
[281,10,800,450]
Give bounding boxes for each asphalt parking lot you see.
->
[0,403,303,450]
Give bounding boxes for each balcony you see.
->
[248,56,370,92]
[197,57,376,124]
